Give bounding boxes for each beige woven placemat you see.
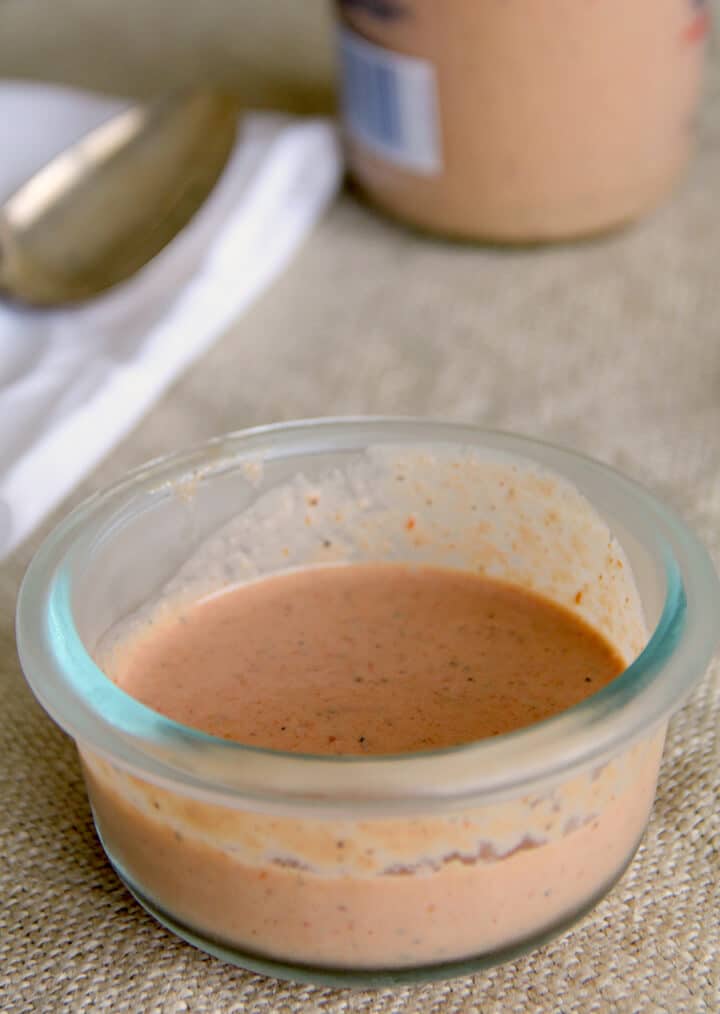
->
[3,58,720,1014]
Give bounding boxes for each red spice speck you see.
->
[575,590,583,604]
[405,516,416,531]
[683,10,710,44]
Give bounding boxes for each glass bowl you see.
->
[16,419,720,986]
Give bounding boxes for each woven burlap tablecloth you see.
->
[3,55,719,1014]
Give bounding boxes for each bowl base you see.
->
[98,823,647,987]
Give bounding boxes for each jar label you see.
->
[338,26,442,175]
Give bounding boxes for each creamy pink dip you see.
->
[81,563,663,970]
[336,0,709,241]
[108,564,625,753]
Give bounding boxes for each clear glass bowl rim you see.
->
[15,417,720,815]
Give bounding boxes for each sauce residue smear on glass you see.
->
[111,563,624,754]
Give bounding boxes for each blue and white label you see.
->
[338,26,442,175]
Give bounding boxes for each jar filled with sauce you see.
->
[334,0,710,242]
[17,421,720,983]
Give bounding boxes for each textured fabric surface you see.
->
[2,56,719,1014]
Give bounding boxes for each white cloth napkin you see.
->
[0,83,342,561]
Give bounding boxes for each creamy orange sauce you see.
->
[111,564,624,755]
[89,557,662,971]
[80,452,667,973]
[337,0,707,241]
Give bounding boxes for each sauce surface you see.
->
[112,564,624,755]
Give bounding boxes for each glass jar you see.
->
[16,420,720,985]
[335,0,710,242]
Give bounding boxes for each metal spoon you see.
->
[0,90,239,307]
